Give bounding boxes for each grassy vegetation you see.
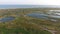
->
[0,8,60,34]
[0,16,52,34]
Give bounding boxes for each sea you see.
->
[0,5,60,9]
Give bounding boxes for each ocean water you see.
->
[0,5,60,9]
[0,5,40,9]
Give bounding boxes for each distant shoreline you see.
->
[0,5,60,9]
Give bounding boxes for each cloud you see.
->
[0,0,60,5]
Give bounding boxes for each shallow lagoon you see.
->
[0,16,15,22]
[27,13,48,19]
[27,13,60,21]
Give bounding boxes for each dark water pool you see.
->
[27,13,58,22]
[27,13,48,19]
[0,16,15,22]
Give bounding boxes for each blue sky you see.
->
[0,0,60,5]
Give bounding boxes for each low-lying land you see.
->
[0,8,60,34]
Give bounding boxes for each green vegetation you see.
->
[0,8,60,34]
[0,16,52,34]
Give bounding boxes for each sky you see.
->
[0,0,60,5]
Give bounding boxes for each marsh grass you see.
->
[0,8,59,34]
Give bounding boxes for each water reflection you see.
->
[27,13,58,22]
[0,16,15,22]
[27,13,48,19]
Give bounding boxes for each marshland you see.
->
[0,8,60,34]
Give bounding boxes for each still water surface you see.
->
[27,13,60,21]
[0,16,15,22]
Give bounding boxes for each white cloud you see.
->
[0,0,60,5]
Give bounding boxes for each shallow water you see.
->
[27,13,48,19]
[0,16,15,22]
[47,10,60,18]
[27,13,58,21]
